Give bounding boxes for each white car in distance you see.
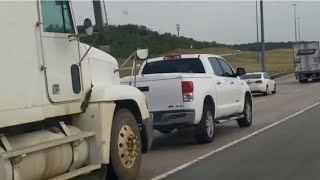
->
[241,72,276,96]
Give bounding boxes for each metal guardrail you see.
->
[270,72,288,79]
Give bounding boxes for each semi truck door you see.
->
[39,1,83,103]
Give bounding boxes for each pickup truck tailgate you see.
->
[121,75,184,112]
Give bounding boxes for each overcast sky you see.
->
[73,1,320,44]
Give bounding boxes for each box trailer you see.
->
[293,42,320,83]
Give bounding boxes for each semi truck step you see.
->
[48,164,102,180]
[0,131,95,160]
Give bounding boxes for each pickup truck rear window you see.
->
[141,58,205,74]
[241,74,261,79]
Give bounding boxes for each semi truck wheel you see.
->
[108,108,142,180]
[195,104,215,144]
[237,96,252,128]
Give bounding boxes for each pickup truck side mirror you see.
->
[236,68,246,77]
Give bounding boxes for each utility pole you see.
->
[176,24,181,37]
[256,0,260,63]
[293,3,297,42]
[260,0,266,72]
[298,17,301,42]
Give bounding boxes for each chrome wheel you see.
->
[118,125,139,168]
[206,111,214,137]
[195,104,215,143]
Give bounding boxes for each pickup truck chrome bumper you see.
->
[151,110,195,126]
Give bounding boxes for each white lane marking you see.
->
[254,99,267,103]
[151,102,320,180]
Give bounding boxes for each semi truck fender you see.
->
[89,85,150,120]
[88,85,153,153]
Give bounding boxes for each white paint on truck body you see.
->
[0,1,150,127]
[0,1,152,180]
[0,1,46,124]
[123,74,185,112]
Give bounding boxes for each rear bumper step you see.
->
[152,110,195,126]
[216,115,244,124]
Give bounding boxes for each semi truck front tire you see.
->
[108,109,142,180]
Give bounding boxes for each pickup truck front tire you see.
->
[195,104,215,144]
[237,96,252,128]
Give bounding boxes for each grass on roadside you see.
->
[117,48,294,77]
[226,49,293,73]
[118,47,239,77]
[164,47,237,56]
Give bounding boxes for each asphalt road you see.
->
[164,101,320,180]
[139,74,320,180]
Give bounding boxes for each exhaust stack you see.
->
[92,0,108,31]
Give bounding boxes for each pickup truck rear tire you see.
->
[272,84,276,94]
[195,104,215,144]
[108,108,142,180]
[237,96,252,128]
[264,86,269,96]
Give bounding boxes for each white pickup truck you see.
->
[121,54,252,143]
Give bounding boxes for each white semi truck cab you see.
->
[0,1,152,180]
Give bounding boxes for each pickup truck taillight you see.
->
[182,81,194,102]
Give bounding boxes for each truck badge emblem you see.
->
[52,84,60,94]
